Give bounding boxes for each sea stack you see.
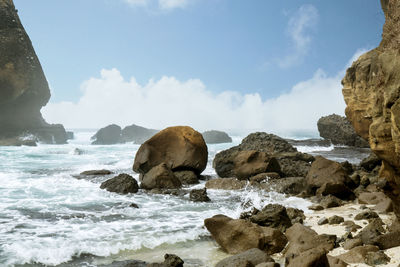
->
[342,0,400,217]
[0,0,67,144]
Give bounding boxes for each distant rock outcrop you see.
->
[317,114,369,147]
[202,130,232,144]
[91,124,122,145]
[0,0,67,144]
[121,124,158,144]
[91,123,158,145]
[342,0,400,218]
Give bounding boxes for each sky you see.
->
[14,0,385,137]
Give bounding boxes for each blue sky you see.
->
[14,0,385,135]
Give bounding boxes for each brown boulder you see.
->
[100,173,139,194]
[286,248,329,267]
[173,170,199,185]
[133,126,207,175]
[205,178,247,190]
[327,256,348,267]
[233,151,281,180]
[246,204,292,232]
[215,248,274,267]
[204,215,287,255]
[140,163,182,190]
[337,245,379,264]
[372,231,400,249]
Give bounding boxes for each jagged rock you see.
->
[253,177,306,196]
[133,126,207,175]
[100,174,139,194]
[189,188,210,202]
[328,215,344,225]
[320,195,343,209]
[233,151,281,180]
[173,170,199,185]
[337,245,379,264]
[343,239,363,250]
[317,114,369,147]
[365,251,390,266]
[245,204,292,232]
[306,156,355,200]
[342,0,400,219]
[0,0,67,144]
[202,130,232,144]
[215,248,274,267]
[342,221,362,233]
[140,163,181,190]
[360,153,381,171]
[286,207,305,224]
[204,215,287,255]
[147,254,184,267]
[318,217,328,225]
[354,210,379,220]
[249,172,280,183]
[286,248,329,267]
[91,124,122,145]
[121,124,158,144]
[371,230,400,249]
[205,178,247,190]
[355,218,385,245]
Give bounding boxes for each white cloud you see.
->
[277,4,319,69]
[159,0,187,10]
[123,0,149,7]
[122,0,188,10]
[42,51,365,138]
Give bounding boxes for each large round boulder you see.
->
[133,126,208,175]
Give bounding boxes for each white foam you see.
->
[295,144,334,153]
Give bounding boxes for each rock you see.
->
[273,152,313,178]
[202,130,232,144]
[317,114,369,147]
[320,195,343,209]
[121,124,158,144]
[240,132,297,153]
[360,153,381,171]
[308,204,324,211]
[328,215,344,225]
[147,254,184,267]
[99,259,147,267]
[327,256,348,267]
[318,217,328,225]
[255,177,306,196]
[0,0,67,144]
[215,248,274,267]
[189,188,210,202]
[80,169,113,176]
[286,248,329,267]
[343,239,363,250]
[100,174,139,194]
[245,204,292,232]
[91,124,122,145]
[306,156,355,200]
[286,207,305,224]
[343,221,362,233]
[255,263,279,267]
[358,192,388,205]
[173,170,199,185]
[133,126,208,175]
[341,0,400,219]
[337,245,379,264]
[204,215,287,255]
[129,203,139,208]
[355,218,385,245]
[233,151,281,180]
[0,137,37,146]
[205,178,247,190]
[365,251,390,266]
[354,210,379,220]
[249,172,280,183]
[140,163,182,190]
[66,131,74,140]
[374,197,393,213]
[371,230,400,249]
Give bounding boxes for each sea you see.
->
[0,130,371,267]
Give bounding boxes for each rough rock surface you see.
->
[189,188,210,202]
[121,124,158,144]
[205,178,247,190]
[204,215,287,255]
[0,0,67,144]
[243,204,292,232]
[140,163,182,190]
[147,254,184,267]
[202,130,232,144]
[317,114,369,147]
[91,124,122,145]
[133,126,208,175]
[342,0,400,218]
[100,174,139,194]
[215,248,274,267]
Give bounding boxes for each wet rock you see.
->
[318,217,328,225]
[129,203,139,208]
[91,124,122,145]
[329,215,344,225]
[66,131,74,140]
[133,126,208,175]
[147,254,184,267]
[121,124,158,144]
[79,169,113,176]
[255,177,306,196]
[215,248,274,267]
[202,130,232,144]
[205,178,247,190]
[360,153,381,171]
[320,195,343,209]
[140,163,181,190]
[246,204,292,232]
[308,204,324,211]
[204,215,287,254]
[306,156,355,200]
[286,248,329,267]
[354,210,379,220]
[173,170,199,185]
[343,239,363,250]
[365,251,390,266]
[189,188,210,202]
[100,174,139,194]
[286,207,305,225]
[249,172,280,183]
[337,245,379,264]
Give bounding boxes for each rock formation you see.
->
[202,130,232,144]
[121,124,158,144]
[0,0,67,144]
[342,0,400,218]
[91,124,122,145]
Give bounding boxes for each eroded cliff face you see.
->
[0,0,66,144]
[342,0,400,217]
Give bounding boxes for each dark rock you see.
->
[129,203,139,208]
[286,248,329,267]
[286,207,305,225]
[343,239,363,250]
[254,177,306,196]
[365,251,390,266]
[337,232,353,243]
[204,215,287,254]
[189,188,210,202]
[173,170,199,185]
[0,0,67,144]
[354,210,379,220]
[66,131,74,140]
[337,245,379,264]
[317,114,369,147]
[355,218,385,245]
[255,263,279,267]
[0,137,37,146]
[247,204,292,232]
[80,169,113,176]
[342,221,362,233]
[318,217,328,225]
[121,124,158,144]
[240,132,297,153]
[133,126,207,175]
[91,124,122,145]
[308,204,324,211]
[358,192,388,205]
[140,163,181,190]
[320,195,343,209]
[371,230,400,249]
[327,256,348,267]
[147,254,184,267]
[148,188,183,196]
[360,153,381,171]
[100,174,139,194]
[328,215,344,225]
[273,152,314,178]
[202,130,232,144]
[249,172,280,183]
[340,161,354,176]
[205,178,247,190]
[215,248,274,267]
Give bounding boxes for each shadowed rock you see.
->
[202,130,232,144]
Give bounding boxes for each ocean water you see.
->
[0,130,370,266]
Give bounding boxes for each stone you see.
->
[365,251,390,266]
[317,114,369,147]
[247,204,292,232]
[355,218,385,245]
[286,207,305,225]
[129,203,139,208]
[255,177,306,196]
[337,245,379,264]
[204,215,287,255]
[173,170,199,185]
[100,174,139,194]
[342,221,362,233]
[343,239,363,250]
[255,263,279,267]
[147,254,184,267]
[371,231,400,249]
[205,178,247,190]
[66,131,74,140]
[327,256,348,267]
[328,215,344,225]
[121,124,158,144]
[358,192,388,205]
[360,153,381,171]
[80,169,113,176]
[320,195,343,209]
[133,126,208,175]
[354,210,379,220]
[140,163,182,190]
[249,172,280,183]
[318,217,328,225]
[189,188,210,202]
[233,151,281,180]
[215,248,274,267]
[308,204,324,211]
[91,124,122,145]
[202,130,232,144]
[306,156,355,200]
[286,248,329,267]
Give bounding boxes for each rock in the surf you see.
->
[100,173,139,194]
[140,163,182,190]
[91,124,122,145]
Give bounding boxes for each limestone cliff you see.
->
[0,0,67,144]
[342,0,400,217]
